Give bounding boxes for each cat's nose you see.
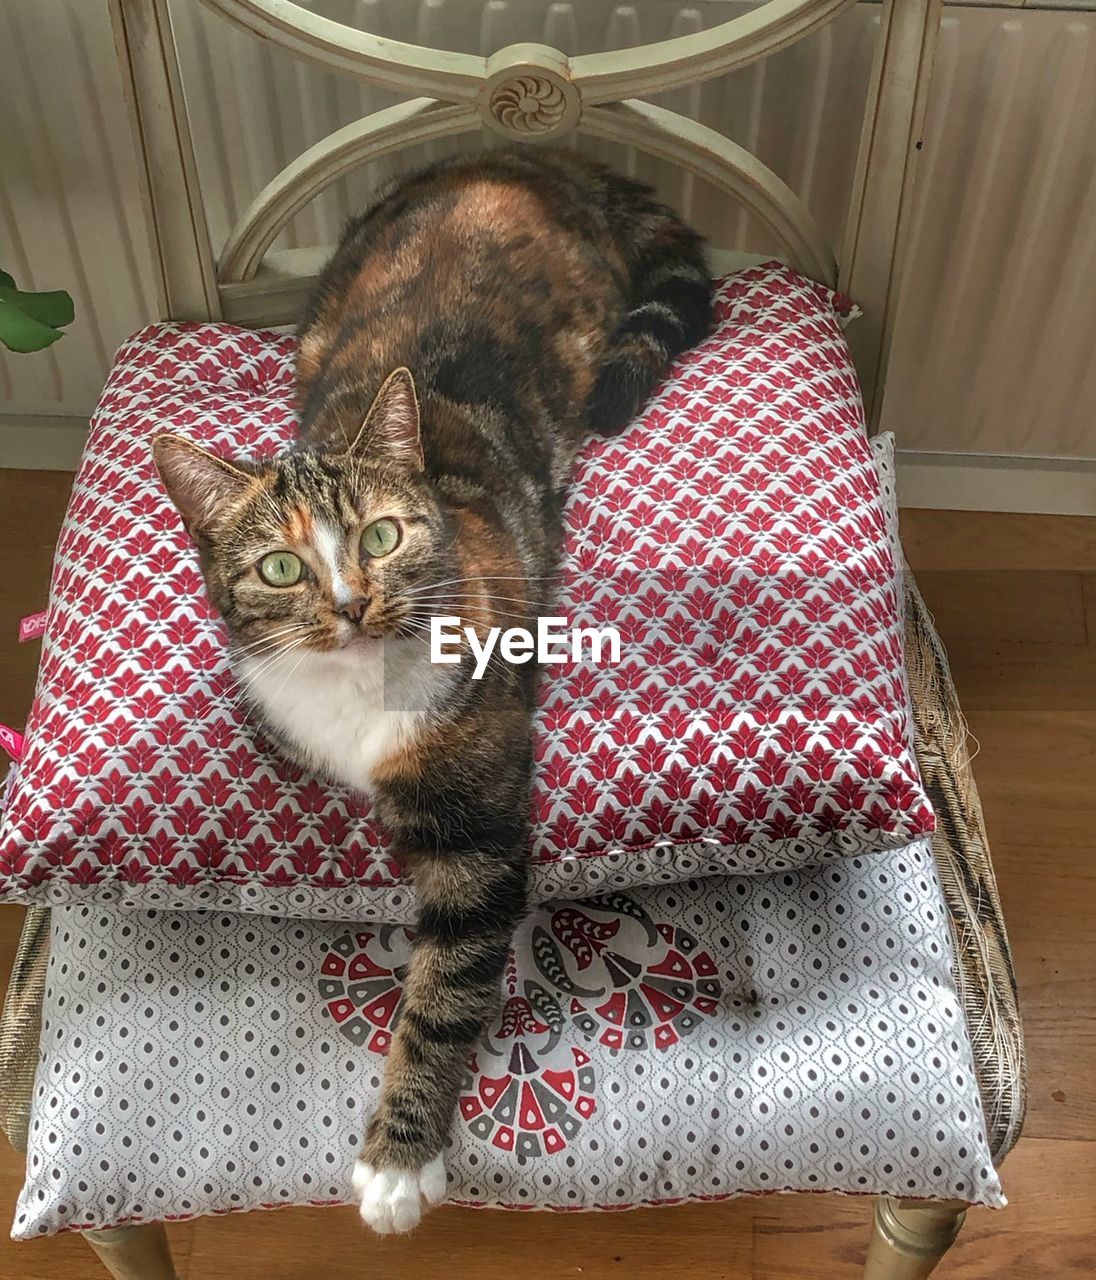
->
[337,597,371,625]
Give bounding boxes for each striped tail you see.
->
[587,205,714,436]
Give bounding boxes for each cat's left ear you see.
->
[349,367,423,470]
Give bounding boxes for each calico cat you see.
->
[153,148,712,1234]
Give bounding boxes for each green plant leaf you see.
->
[0,271,75,353]
[0,298,66,353]
[0,284,75,330]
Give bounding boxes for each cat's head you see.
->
[153,368,454,657]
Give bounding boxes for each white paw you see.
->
[351,1154,447,1235]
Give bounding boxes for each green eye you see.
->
[259,550,303,587]
[361,518,401,559]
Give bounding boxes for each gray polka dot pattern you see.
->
[13,837,1003,1238]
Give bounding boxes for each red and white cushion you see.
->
[0,264,933,919]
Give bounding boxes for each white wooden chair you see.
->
[1,1,1026,1274]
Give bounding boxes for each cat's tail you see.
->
[587,207,714,436]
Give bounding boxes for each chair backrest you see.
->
[108,0,942,425]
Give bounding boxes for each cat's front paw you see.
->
[351,1154,447,1235]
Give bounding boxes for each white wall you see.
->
[2,0,1095,510]
[0,0,159,462]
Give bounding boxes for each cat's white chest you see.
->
[236,641,435,794]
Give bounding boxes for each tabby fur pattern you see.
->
[153,148,712,1234]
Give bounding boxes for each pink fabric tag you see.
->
[19,611,47,642]
[0,725,25,762]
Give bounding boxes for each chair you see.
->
[1,576,1025,1277]
[0,0,1025,1274]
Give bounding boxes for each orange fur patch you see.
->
[443,180,544,234]
[297,333,325,384]
[283,506,315,547]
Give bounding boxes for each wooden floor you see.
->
[0,470,1093,1279]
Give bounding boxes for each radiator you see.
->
[888,9,1096,456]
[169,0,875,259]
[1,1,1094,472]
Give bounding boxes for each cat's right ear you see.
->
[348,367,424,470]
[152,434,253,540]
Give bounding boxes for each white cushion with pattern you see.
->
[12,829,1003,1240]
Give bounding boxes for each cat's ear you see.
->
[349,367,423,470]
[152,434,253,540]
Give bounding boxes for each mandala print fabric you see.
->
[0,264,932,918]
[13,837,1002,1238]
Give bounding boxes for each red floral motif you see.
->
[318,925,411,1054]
[0,265,933,916]
[318,932,599,1160]
[458,957,597,1159]
[533,895,723,1053]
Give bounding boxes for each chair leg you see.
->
[863,1196,967,1280]
[84,1222,178,1280]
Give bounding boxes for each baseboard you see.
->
[895,450,1096,516]
[1,416,88,471]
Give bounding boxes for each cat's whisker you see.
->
[408,573,559,585]
[232,636,310,697]
[230,655,298,703]
[406,592,555,611]
[401,574,558,597]
[396,616,522,682]
[408,601,561,630]
[231,635,313,666]
[240,639,307,677]
[401,585,555,606]
[402,610,517,635]
[236,619,313,639]
[399,593,560,631]
[235,622,312,647]
[233,624,313,657]
[394,624,436,649]
[397,617,482,645]
[266,647,312,705]
[404,603,549,628]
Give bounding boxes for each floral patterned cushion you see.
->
[12,835,1003,1239]
[0,264,932,919]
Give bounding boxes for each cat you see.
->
[153,148,712,1234]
